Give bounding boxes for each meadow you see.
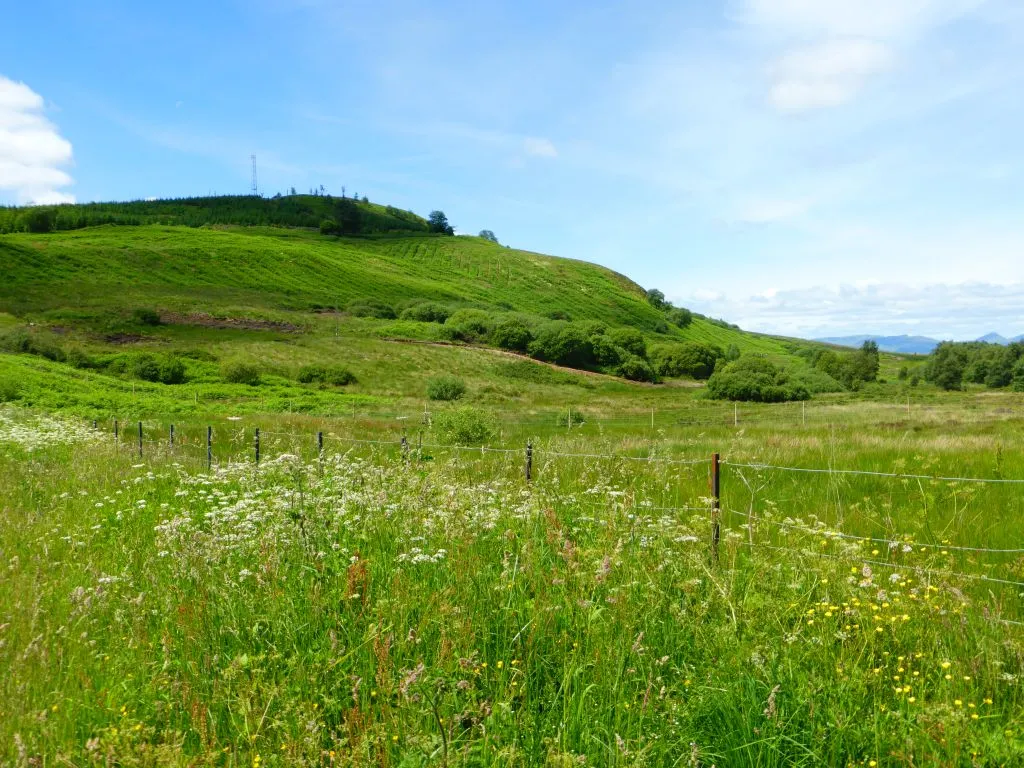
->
[2,395,1023,767]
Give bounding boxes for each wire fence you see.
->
[82,417,1024,625]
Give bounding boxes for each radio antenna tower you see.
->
[250,154,259,196]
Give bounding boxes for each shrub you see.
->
[667,307,693,328]
[546,310,571,321]
[347,298,396,319]
[608,328,647,359]
[23,207,55,233]
[590,335,626,367]
[617,356,657,382]
[65,347,95,369]
[0,377,20,402]
[400,302,451,324]
[556,409,586,426]
[528,322,593,368]
[427,375,467,401]
[297,364,356,386]
[650,342,723,379]
[491,317,534,352]
[443,309,494,342]
[130,354,161,382]
[0,328,65,362]
[706,356,810,402]
[131,308,162,326]
[434,406,494,445]
[221,361,261,386]
[158,356,187,385]
[320,218,337,235]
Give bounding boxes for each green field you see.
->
[2,399,1023,766]
[4,200,1019,766]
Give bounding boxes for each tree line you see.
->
[0,195,432,236]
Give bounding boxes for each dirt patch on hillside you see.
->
[104,333,148,344]
[159,312,302,333]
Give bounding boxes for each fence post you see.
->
[93,419,97,430]
[138,421,143,459]
[169,424,174,448]
[114,419,119,442]
[207,426,212,472]
[733,404,738,428]
[254,427,260,465]
[711,452,721,564]
[801,401,806,426]
[401,435,409,460]
[525,442,533,482]
[318,431,324,472]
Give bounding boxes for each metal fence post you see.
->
[711,452,721,564]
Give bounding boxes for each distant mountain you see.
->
[815,335,939,355]
[977,332,1010,345]
[815,332,1024,354]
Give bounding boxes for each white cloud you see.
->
[0,76,75,204]
[769,39,893,111]
[737,0,987,39]
[522,137,557,158]
[683,281,1024,339]
[737,0,987,112]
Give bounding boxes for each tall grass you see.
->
[1,407,1022,765]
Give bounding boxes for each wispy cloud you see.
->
[0,76,74,204]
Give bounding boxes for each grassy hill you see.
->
[0,195,862,418]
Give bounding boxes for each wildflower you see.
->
[941,661,951,669]
[908,697,916,703]
[954,699,962,707]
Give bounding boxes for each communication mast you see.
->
[250,154,258,196]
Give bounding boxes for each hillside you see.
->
[0,195,852,416]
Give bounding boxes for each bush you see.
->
[608,328,647,359]
[650,342,723,379]
[434,406,494,445]
[65,347,95,369]
[128,353,186,384]
[667,307,693,328]
[297,364,356,386]
[347,298,396,319]
[130,354,162,382]
[158,356,187,384]
[221,361,261,386]
[0,328,65,362]
[400,302,451,324]
[131,308,162,326]
[490,317,534,352]
[427,375,467,401]
[617,355,657,382]
[706,356,810,402]
[442,309,494,342]
[0,377,20,402]
[528,322,593,368]
[590,335,626,367]
[556,409,586,426]
[23,207,55,233]
[320,218,337,235]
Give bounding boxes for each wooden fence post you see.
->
[401,435,409,460]
[207,426,212,472]
[169,424,175,448]
[114,419,119,442]
[254,427,260,465]
[318,431,324,472]
[711,452,721,564]
[138,421,143,459]
[525,442,533,482]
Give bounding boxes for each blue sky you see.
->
[3,0,1024,340]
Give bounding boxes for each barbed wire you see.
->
[723,507,1024,555]
[724,461,1024,485]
